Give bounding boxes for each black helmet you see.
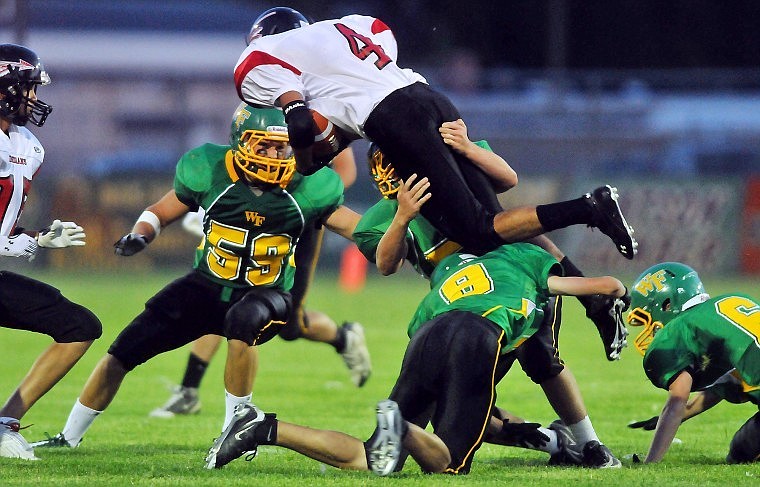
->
[0,44,52,127]
[246,7,310,45]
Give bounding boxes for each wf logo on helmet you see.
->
[634,270,668,296]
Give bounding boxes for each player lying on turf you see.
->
[626,262,760,463]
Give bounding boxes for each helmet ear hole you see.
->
[661,298,671,312]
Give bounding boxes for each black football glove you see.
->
[114,233,148,256]
[500,420,550,449]
[628,416,659,431]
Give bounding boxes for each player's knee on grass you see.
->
[50,302,103,343]
[727,411,760,463]
[224,288,292,346]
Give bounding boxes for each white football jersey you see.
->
[0,125,44,236]
[234,14,427,138]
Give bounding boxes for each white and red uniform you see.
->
[0,125,43,236]
[234,14,506,255]
[234,15,425,138]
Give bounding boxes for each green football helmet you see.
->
[626,262,708,355]
[367,143,400,198]
[230,102,295,188]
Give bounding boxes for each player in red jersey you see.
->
[0,44,101,461]
[234,7,637,262]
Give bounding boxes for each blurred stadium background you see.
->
[2,0,760,279]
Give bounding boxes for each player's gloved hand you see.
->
[37,219,86,248]
[501,420,550,449]
[628,416,659,431]
[114,233,148,256]
[0,234,38,261]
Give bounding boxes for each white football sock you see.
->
[567,416,599,446]
[61,399,101,447]
[223,390,252,432]
[538,426,558,453]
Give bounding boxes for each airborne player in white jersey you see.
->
[233,7,638,361]
[0,44,101,461]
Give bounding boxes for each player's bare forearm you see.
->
[439,119,517,192]
[139,190,191,242]
[547,275,626,299]
[375,218,409,275]
[646,372,692,463]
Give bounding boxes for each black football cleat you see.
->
[584,294,630,361]
[366,400,404,476]
[581,440,622,468]
[585,185,637,260]
[204,403,275,469]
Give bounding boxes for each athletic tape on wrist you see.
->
[137,210,161,236]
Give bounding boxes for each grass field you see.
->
[2,269,759,485]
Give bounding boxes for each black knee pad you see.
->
[224,288,292,346]
[51,303,103,343]
[727,411,760,463]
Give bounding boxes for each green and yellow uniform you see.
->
[407,243,560,354]
[644,293,760,403]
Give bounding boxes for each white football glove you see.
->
[0,234,38,261]
[181,210,205,239]
[114,233,148,256]
[37,220,86,248]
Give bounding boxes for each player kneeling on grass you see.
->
[207,243,627,474]
[625,262,760,464]
[29,104,364,450]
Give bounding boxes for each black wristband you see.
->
[282,100,308,120]
[283,101,315,150]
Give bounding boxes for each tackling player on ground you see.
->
[207,237,627,474]
[353,139,623,469]
[626,262,760,463]
[0,44,101,461]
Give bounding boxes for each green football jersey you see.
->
[352,140,494,278]
[643,293,760,401]
[352,198,460,279]
[174,143,343,290]
[408,243,561,354]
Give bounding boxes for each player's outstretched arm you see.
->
[324,205,362,241]
[114,190,190,256]
[645,370,692,463]
[439,119,517,192]
[547,274,626,299]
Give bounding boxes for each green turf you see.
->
[2,269,759,485]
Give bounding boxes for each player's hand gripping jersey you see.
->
[408,243,561,354]
[234,15,426,138]
[643,293,760,400]
[174,143,343,290]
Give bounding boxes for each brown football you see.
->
[310,109,344,159]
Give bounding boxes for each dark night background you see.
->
[23,0,760,69]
